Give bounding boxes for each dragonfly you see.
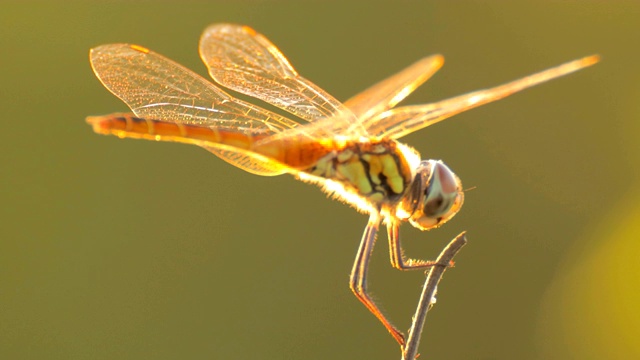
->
[87,23,598,348]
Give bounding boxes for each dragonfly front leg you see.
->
[387,220,443,270]
[349,212,406,346]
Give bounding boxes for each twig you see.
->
[402,232,468,360]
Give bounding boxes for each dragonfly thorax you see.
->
[399,160,464,231]
[303,139,415,209]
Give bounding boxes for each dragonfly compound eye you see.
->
[405,160,464,230]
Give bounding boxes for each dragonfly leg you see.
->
[387,220,450,270]
[349,212,406,346]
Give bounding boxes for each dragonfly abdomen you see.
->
[86,113,268,148]
[86,113,334,172]
[85,114,412,201]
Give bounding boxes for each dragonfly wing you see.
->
[203,147,290,176]
[344,55,444,124]
[367,55,600,139]
[90,44,300,131]
[199,24,363,137]
[89,44,299,176]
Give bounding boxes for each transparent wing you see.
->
[343,55,444,128]
[199,23,364,137]
[89,43,302,176]
[366,55,600,139]
[202,147,289,175]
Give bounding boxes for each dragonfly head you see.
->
[401,160,464,231]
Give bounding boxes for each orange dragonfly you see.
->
[87,23,598,348]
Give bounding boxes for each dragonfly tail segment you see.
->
[85,113,337,175]
[86,112,267,150]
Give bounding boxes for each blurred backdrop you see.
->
[1,1,638,359]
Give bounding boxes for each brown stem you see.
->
[402,232,468,360]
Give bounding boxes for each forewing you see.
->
[368,55,600,139]
[89,43,299,176]
[199,24,363,137]
[344,55,443,125]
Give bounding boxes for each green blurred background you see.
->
[1,1,638,359]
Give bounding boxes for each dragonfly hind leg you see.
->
[349,213,406,346]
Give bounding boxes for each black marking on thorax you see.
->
[306,140,411,204]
